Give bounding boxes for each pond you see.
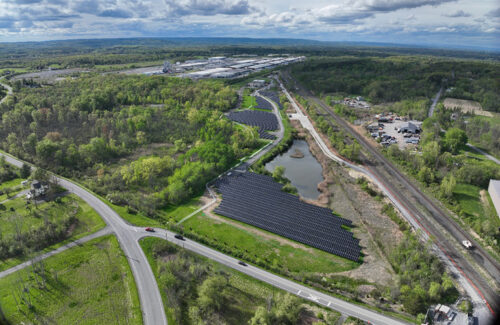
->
[265,139,324,200]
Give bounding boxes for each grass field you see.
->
[0,194,106,271]
[242,94,257,109]
[161,195,202,223]
[182,212,359,274]
[0,235,142,325]
[140,237,341,325]
[0,178,25,201]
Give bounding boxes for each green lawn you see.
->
[0,178,26,201]
[140,237,341,325]
[0,194,106,271]
[0,235,142,325]
[182,212,359,274]
[242,95,257,109]
[161,195,202,223]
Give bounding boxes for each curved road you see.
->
[0,78,13,104]
[279,74,498,323]
[0,151,168,325]
[0,91,410,325]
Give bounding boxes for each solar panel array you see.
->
[260,91,282,109]
[214,172,361,261]
[256,96,273,110]
[227,110,278,140]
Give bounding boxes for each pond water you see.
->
[265,139,324,200]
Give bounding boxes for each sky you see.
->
[0,0,499,49]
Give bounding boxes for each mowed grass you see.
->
[0,235,142,325]
[242,95,257,109]
[140,237,341,324]
[0,178,26,201]
[0,194,106,271]
[453,183,485,218]
[182,212,359,274]
[161,195,202,223]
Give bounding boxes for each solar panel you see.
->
[213,172,361,261]
[255,96,273,110]
[259,91,282,109]
[226,110,278,140]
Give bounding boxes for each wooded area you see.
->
[291,57,500,111]
[0,74,260,216]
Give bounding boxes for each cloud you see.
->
[165,0,254,16]
[358,0,457,12]
[98,9,134,19]
[443,10,470,18]
[486,8,500,18]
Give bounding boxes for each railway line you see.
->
[280,71,499,322]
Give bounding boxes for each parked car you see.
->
[174,234,185,240]
[145,227,155,232]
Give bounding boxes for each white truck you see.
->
[462,240,473,249]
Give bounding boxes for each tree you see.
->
[274,293,302,324]
[272,166,286,183]
[417,166,434,185]
[20,163,31,179]
[249,306,271,325]
[444,128,467,154]
[422,141,440,168]
[440,174,456,199]
[197,275,227,313]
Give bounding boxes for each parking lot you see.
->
[372,119,422,149]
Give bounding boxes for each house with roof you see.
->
[400,122,421,134]
[26,180,49,199]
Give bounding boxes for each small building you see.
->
[488,180,500,218]
[400,122,421,134]
[249,79,266,88]
[27,180,49,199]
[366,122,380,132]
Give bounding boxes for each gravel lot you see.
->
[376,119,422,149]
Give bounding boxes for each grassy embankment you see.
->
[0,235,142,325]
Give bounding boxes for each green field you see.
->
[0,194,106,271]
[453,183,500,231]
[140,237,341,325]
[242,94,257,109]
[182,212,358,274]
[0,178,25,201]
[0,235,142,325]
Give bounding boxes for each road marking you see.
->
[297,290,302,295]
[308,294,319,302]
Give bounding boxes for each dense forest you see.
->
[291,57,500,111]
[0,74,260,215]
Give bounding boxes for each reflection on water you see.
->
[265,139,324,200]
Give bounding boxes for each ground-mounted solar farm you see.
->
[255,95,273,110]
[259,91,282,109]
[214,172,361,261]
[226,110,278,140]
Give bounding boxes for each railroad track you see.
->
[281,71,500,316]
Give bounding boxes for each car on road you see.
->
[238,261,247,266]
[174,234,185,240]
[462,240,473,249]
[145,227,155,232]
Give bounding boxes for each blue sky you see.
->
[0,0,498,49]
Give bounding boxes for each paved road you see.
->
[278,75,497,324]
[0,227,112,279]
[0,78,13,104]
[428,86,443,117]
[131,227,410,325]
[0,91,412,325]
[0,151,168,325]
[467,143,500,165]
